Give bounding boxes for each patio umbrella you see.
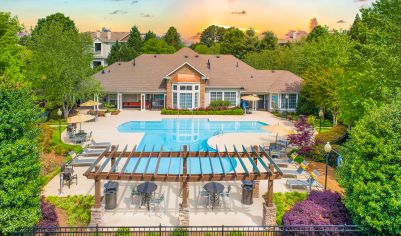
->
[241,95,260,112]
[263,123,296,148]
[67,114,95,131]
[80,100,102,107]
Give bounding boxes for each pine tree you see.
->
[127,25,142,52]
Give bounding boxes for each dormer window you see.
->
[94,43,101,52]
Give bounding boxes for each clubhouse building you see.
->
[94,47,302,112]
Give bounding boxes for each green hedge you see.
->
[161,108,244,115]
[209,100,231,108]
[271,192,308,224]
[46,195,94,226]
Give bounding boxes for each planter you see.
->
[111,110,120,115]
[105,112,111,117]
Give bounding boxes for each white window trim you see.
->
[208,91,238,106]
[172,83,200,109]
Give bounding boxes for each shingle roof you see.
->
[90,32,130,43]
[94,47,302,93]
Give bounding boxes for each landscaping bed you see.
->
[161,107,244,115]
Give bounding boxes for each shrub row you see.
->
[46,195,94,226]
[161,108,244,115]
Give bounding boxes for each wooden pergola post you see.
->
[266,164,274,206]
[181,145,189,208]
[94,165,102,208]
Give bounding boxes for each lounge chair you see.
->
[87,140,111,149]
[81,148,105,156]
[271,158,292,168]
[286,171,322,191]
[85,131,93,142]
[281,161,309,178]
[69,156,97,166]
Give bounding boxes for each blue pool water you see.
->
[117,118,268,151]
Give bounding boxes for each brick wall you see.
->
[165,64,206,108]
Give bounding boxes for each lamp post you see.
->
[57,108,62,142]
[319,109,324,133]
[285,94,289,119]
[324,142,332,190]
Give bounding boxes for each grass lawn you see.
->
[48,125,82,155]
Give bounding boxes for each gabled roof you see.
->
[94,47,302,93]
[90,32,130,43]
[164,62,208,79]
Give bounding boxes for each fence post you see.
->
[159,224,162,235]
[221,225,224,236]
[96,224,99,236]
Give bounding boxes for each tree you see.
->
[127,25,142,52]
[193,43,221,54]
[143,30,156,43]
[348,14,366,43]
[244,28,258,53]
[106,41,137,65]
[220,28,247,59]
[306,25,329,42]
[28,21,102,118]
[288,115,314,155]
[0,12,26,83]
[142,38,176,54]
[338,0,401,125]
[338,102,401,234]
[32,13,77,36]
[163,26,182,50]
[0,14,42,233]
[258,31,278,50]
[200,25,226,46]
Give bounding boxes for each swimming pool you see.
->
[117,118,268,151]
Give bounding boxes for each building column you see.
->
[141,93,146,111]
[116,93,120,110]
[117,92,123,111]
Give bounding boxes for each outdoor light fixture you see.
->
[324,142,332,190]
[319,109,324,132]
[57,108,62,142]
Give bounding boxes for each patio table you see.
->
[204,182,224,209]
[137,182,157,210]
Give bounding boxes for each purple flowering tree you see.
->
[38,196,58,228]
[288,115,314,155]
[283,190,352,226]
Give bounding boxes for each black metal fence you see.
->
[10,225,371,236]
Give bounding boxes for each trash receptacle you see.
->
[241,181,255,205]
[104,181,118,209]
[104,189,117,209]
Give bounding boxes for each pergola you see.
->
[83,144,283,209]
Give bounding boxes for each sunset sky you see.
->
[2,0,373,41]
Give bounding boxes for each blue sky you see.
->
[2,0,373,40]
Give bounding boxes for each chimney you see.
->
[96,31,100,38]
[107,31,111,40]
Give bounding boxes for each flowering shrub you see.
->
[283,190,351,226]
[38,196,58,228]
[288,115,314,155]
[161,107,243,115]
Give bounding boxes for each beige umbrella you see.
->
[241,95,261,112]
[263,123,296,148]
[67,114,95,131]
[80,100,102,107]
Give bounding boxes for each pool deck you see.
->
[62,110,294,150]
[49,110,307,226]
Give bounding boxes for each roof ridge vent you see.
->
[195,54,199,58]
[184,55,188,58]
[251,75,253,78]
[216,55,220,58]
[154,55,157,58]
[271,70,275,73]
[236,62,239,67]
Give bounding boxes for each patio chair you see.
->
[150,193,165,215]
[220,185,233,208]
[85,131,93,142]
[88,140,111,149]
[196,189,211,207]
[60,164,77,188]
[131,185,142,206]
